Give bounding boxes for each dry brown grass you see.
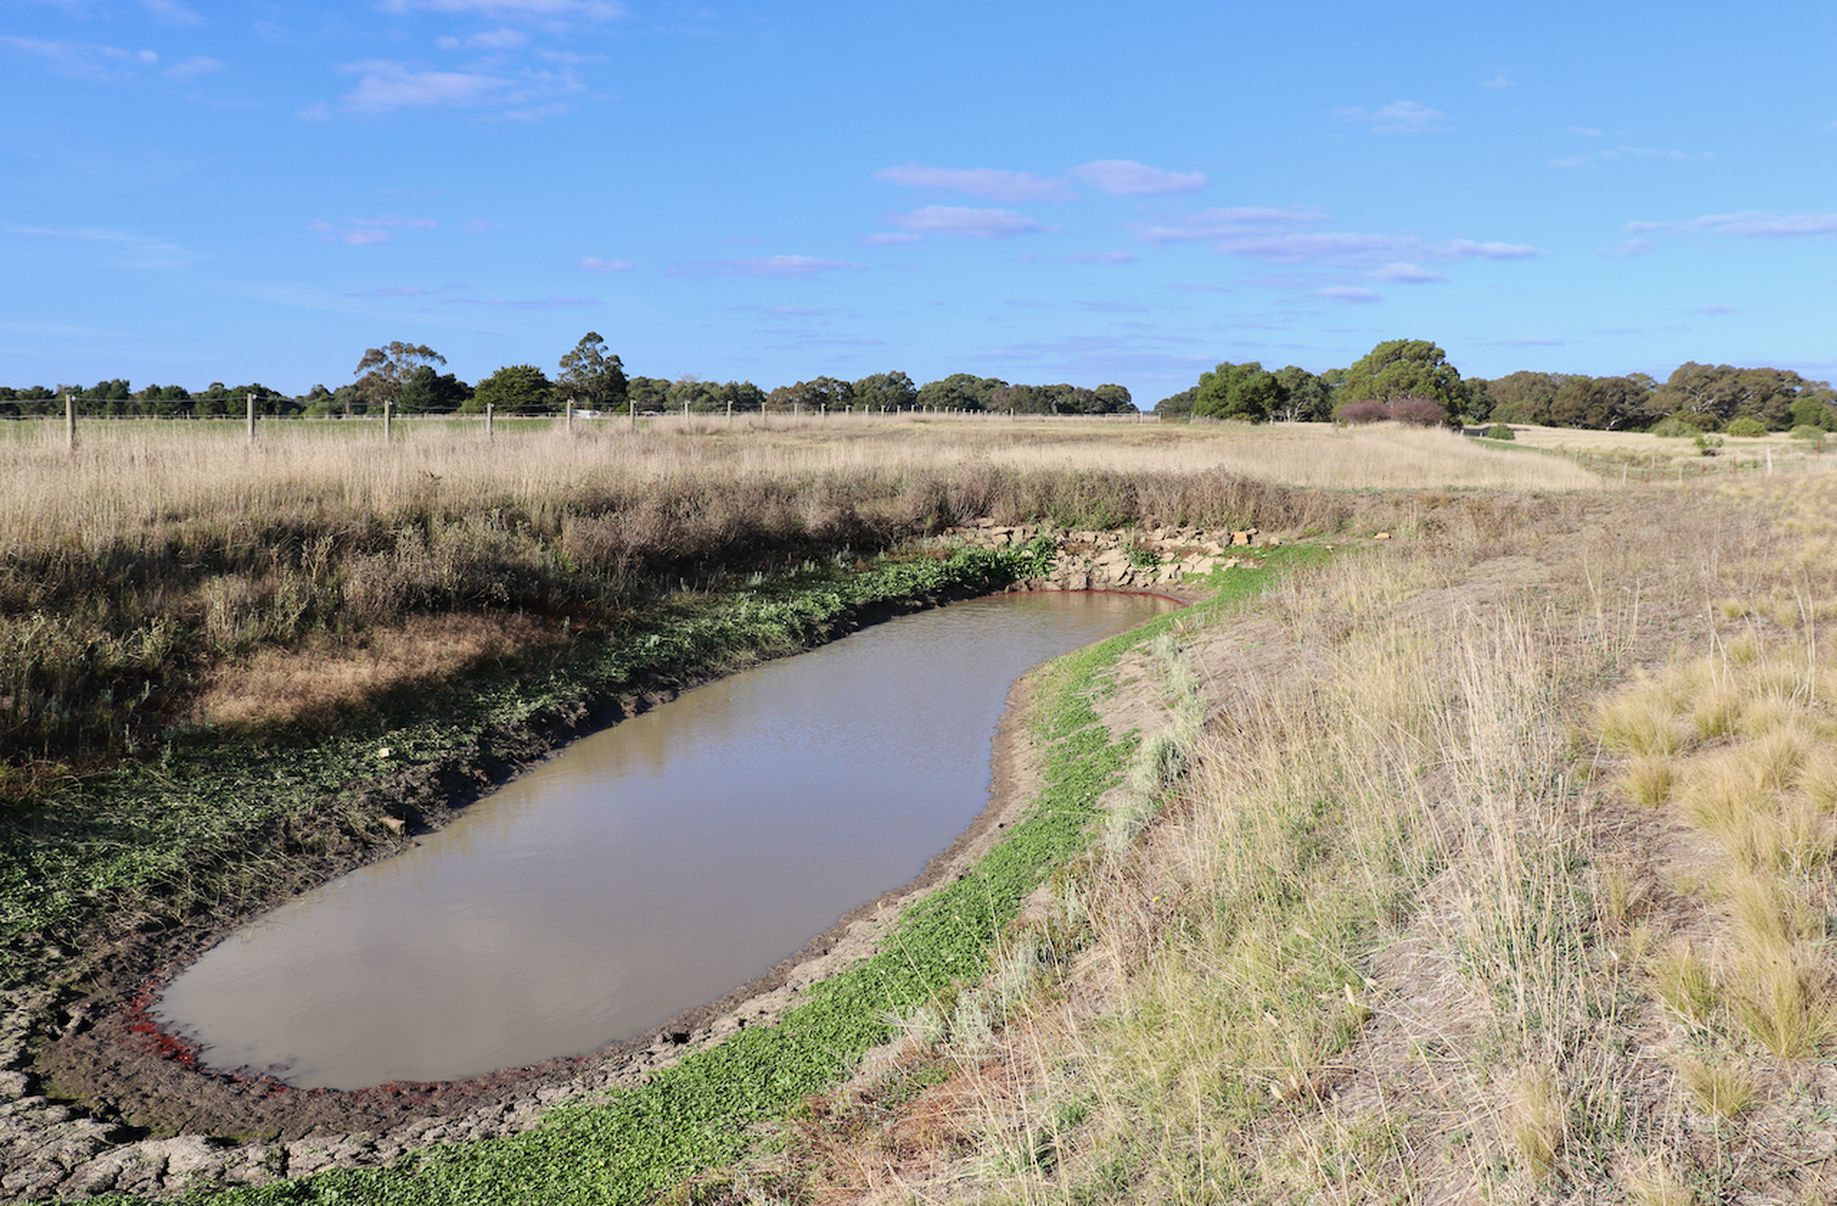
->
[196,612,559,729]
[704,473,1837,1203]
[0,417,1591,764]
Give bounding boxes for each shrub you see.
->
[1695,433,1725,457]
[1649,415,1695,438]
[1725,417,1768,438]
[1336,399,1389,425]
[1484,423,1516,441]
[1337,397,1448,427]
[1386,396,1450,426]
[1790,424,1826,444]
[1667,410,1723,433]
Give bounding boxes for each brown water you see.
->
[155,592,1175,1089]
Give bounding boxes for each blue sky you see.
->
[4,0,1836,403]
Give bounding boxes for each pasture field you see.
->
[6,417,1836,1202]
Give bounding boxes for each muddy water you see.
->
[155,592,1175,1089]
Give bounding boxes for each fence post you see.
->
[64,394,75,452]
[726,400,733,420]
[682,400,689,420]
[566,400,575,433]
[383,400,394,442]
[246,392,256,444]
[629,398,636,431]
[486,402,495,440]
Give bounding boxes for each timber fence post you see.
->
[65,394,75,452]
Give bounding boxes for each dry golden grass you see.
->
[196,613,558,729]
[719,472,1837,1203]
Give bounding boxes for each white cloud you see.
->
[337,60,507,112]
[1480,73,1514,90]
[309,215,439,245]
[671,255,865,278]
[1068,159,1206,196]
[1439,238,1539,260]
[1134,206,1325,243]
[1314,285,1382,304]
[379,0,626,19]
[1062,251,1139,265]
[861,231,921,245]
[1,36,159,80]
[1371,261,1446,284]
[139,0,201,23]
[1566,125,1604,137]
[894,206,1042,238]
[578,256,634,272]
[164,54,222,79]
[3,223,189,269]
[1335,99,1449,134]
[436,27,530,49]
[1548,145,1710,169]
[874,164,1074,204]
[1627,211,1837,237]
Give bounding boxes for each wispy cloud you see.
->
[1628,211,1837,237]
[341,285,437,298]
[861,231,921,246]
[1334,99,1449,134]
[1216,232,1537,264]
[326,57,582,117]
[1134,206,1326,244]
[874,164,1074,204]
[1371,261,1447,284]
[1062,250,1139,265]
[1480,72,1514,90]
[139,0,201,24]
[378,0,626,20]
[578,256,634,272]
[894,206,1042,238]
[0,36,159,80]
[1315,285,1382,304]
[449,294,598,309]
[1604,237,1652,256]
[309,215,439,245]
[1566,125,1604,137]
[3,223,190,269]
[1548,145,1711,169]
[1690,304,1738,316]
[671,254,865,278]
[1068,159,1206,196]
[1489,337,1565,347]
[436,27,531,49]
[164,54,222,79]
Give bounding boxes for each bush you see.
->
[1336,397,1448,427]
[1649,415,1695,438]
[1790,424,1827,444]
[1671,410,1723,433]
[1483,423,1516,441]
[1336,400,1389,425]
[1695,433,1725,457]
[1725,417,1768,438]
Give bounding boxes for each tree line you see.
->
[1155,339,1837,433]
[0,332,1134,419]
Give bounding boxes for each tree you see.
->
[472,364,553,413]
[917,373,1005,411]
[852,371,918,411]
[1270,366,1332,422]
[556,331,628,412]
[1154,386,1198,416]
[354,342,445,413]
[627,376,671,411]
[1091,384,1135,413]
[1334,339,1464,423]
[1546,374,1657,430]
[1194,360,1281,422]
[399,365,472,413]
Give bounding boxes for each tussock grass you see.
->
[1673,1053,1755,1119]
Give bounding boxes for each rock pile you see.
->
[942,519,1279,592]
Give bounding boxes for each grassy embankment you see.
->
[74,547,1330,1205]
[702,471,1837,1203]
